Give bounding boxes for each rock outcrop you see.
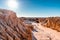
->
[0,9,32,40]
[20,17,39,23]
[39,17,60,32]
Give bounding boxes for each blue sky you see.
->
[0,0,60,17]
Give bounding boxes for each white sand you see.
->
[32,23,60,40]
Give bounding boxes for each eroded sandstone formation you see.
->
[20,17,39,23]
[0,9,33,40]
[39,17,60,32]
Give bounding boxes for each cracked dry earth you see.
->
[32,23,60,40]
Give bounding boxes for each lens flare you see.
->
[7,0,18,9]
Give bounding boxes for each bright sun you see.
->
[7,0,18,9]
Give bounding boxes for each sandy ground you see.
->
[32,23,60,40]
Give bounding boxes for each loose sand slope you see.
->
[32,23,60,40]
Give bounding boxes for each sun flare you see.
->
[7,0,18,9]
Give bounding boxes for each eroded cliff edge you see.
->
[0,9,33,40]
